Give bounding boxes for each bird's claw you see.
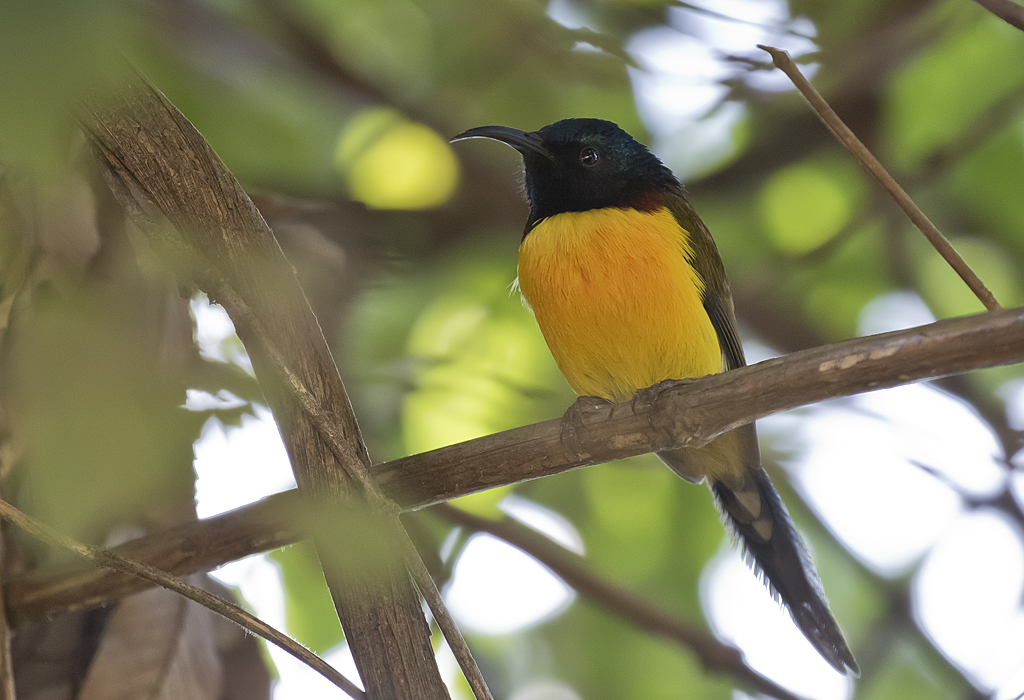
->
[559,395,611,460]
[631,378,683,416]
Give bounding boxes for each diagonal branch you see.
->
[0,499,364,699]
[432,505,808,700]
[8,305,1024,623]
[971,0,1024,31]
[208,281,492,700]
[758,44,1002,312]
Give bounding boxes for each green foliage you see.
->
[886,13,1024,170]
[270,543,346,655]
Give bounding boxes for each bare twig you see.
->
[971,0,1024,31]
[210,282,493,700]
[9,305,1024,624]
[0,534,14,700]
[0,499,364,699]
[433,505,808,700]
[758,44,1002,312]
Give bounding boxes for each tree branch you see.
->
[0,499,364,699]
[8,305,1024,622]
[431,505,808,700]
[971,0,1024,31]
[758,44,1002,312]
[207,281,492,700]
[78,68,448,699]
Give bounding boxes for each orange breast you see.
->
[517,207,722,402]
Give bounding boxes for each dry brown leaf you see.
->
[78,578,223,700]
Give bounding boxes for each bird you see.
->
[451,118,858,676]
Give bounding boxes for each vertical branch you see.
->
[79,71,449,699]
[0,529,15,700]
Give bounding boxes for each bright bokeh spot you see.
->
[702,547,852,700]
[193,406,296,519]
[914,510,1024,696]
[760,163,853,254]
[857,290,937,336]
[445,498,581,635]
[508,680,583,700]
[335,108,459,209]
[767,382,1005,575]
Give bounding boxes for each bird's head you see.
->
[452,118,678,228]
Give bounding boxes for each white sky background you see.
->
[189,1,1024,698]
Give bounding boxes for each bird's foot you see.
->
[630,378,685,416]
[559,395,612,460]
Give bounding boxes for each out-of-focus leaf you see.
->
[582,458,675,583]
[400,245,568,455]
[953,120,1024,252]
[270,542,346,654]
[759,158,865,255]
[9,288,198,547]
[190,358,265,409]
[0,0,132,179]
[336,108,460,209]
[886,14,1024,170]
[797,221,890,340]
[538,603,732,700]
[78,582,222,700]
[916,236,1024,318]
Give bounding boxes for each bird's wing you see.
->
[666,192,746,371]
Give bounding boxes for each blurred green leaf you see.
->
[270,542,346,655]
[759,159,861,254]
[886,14,1024,170]
[916,236,1024,318]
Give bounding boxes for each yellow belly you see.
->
[517,207,722,402]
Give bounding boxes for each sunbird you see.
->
[452,118,858,675]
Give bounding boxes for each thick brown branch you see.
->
[78,70,447,699]
[9,305,1024,622]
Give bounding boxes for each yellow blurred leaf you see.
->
[335,108,459,209]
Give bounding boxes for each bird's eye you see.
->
[579,147,599,167]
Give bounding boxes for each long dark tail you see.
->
[661,426,859,676]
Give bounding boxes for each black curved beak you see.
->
[450,125,555,161]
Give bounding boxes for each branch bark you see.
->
[9,305,1024,622]
[0,499,364,699]
[77,70,448,699]
[971,0,1024,31]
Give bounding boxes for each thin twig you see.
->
[758,44,1002,312]
[433,505,808,700]
[211,282,495,700]
[0,499,364,700]
[0,532,14,700]
[971,0,1024,31]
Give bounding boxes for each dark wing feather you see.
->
[665,189,745,371]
